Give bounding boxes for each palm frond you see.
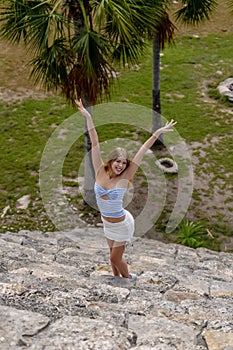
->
[0,0,39,44]
[70,28,115,103]
[154,12,176,50]
[29,37,71,91]
[175,0,218,24]
[93,0,164,65]
[0,0,67,54]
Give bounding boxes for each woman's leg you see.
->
[106,239,120,276]
[109,247,121,276]
[107,239,129,278]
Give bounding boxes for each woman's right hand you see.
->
[74,99,90,118]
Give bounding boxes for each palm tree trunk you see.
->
[152,32,164,145]
[83,102,97,208]
[72,2,96,207]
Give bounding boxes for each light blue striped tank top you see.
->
[94,182,127,218]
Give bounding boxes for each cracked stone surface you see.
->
[0,228,232,349]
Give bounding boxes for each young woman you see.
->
[75,99,176,281]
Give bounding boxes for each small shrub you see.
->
[177,219,206,248]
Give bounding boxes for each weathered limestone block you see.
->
[28,316,137,350]
[204,330,233,350]
[0,305,50,349]
[128,315,203,350]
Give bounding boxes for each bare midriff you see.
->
[102,215,125,223]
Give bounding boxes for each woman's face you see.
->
[111,157,127,176]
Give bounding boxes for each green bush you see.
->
[177,219,206,249]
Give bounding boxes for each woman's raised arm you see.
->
[126,119,177,179]
[75,99,103,174]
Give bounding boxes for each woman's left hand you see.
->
[154,119,177,136]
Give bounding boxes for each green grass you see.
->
[0,33,232,251]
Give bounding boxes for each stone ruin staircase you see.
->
[0,227,232,349]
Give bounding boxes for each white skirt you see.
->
[101,210,135,242]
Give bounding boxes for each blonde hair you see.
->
[104,147,131,178]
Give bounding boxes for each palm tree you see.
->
[0,0,163,206]
[151,0,219,144]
